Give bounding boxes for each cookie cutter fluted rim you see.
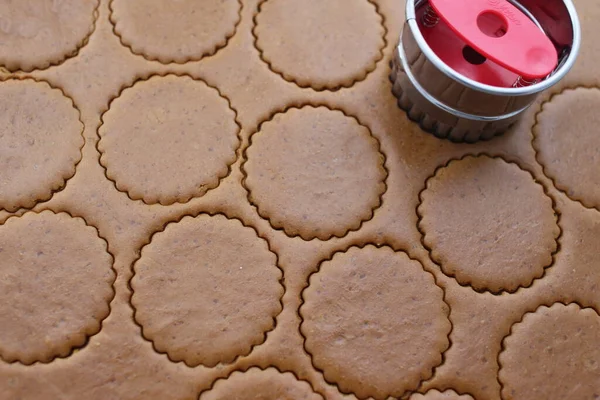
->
[397,39,532,121]
[403,0,582,97]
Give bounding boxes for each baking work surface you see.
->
[0,0,599,399]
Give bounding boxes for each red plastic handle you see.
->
[429,0,558,79]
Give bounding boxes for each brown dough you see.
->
[534,87,600,210]
[300,245,450,399]
[199,367,324,400]
[0,0,98,71]
[110,0,241,63]
[0,79,83,212]
[0,211,114,364]
[409,389,475,400]
[254,0,385,89]
[131,214,283,368]
[98,75,240,205]
[419,155,560,293]
[499,303,600,400]
[243,106,386,240]
[0,0,598,398]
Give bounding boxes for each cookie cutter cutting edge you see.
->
[391,0,581,142]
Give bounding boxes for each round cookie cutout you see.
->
[110,0,241,63]
[409,389,475,400]
[0,79,83,213]
[98,75,240,205]
[131,214,283,368]
[254,0,386,90]
[499,303,600,400]
[418,155,559,294]
[0,211,115,364]
[533,87,600,210]
[200,368,323,400]
[300,245,451,399]
[243,106,386,241]
[0,0,98,71]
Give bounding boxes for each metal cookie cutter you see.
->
[390,0,581,142]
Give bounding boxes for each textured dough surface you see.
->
[0,211,114,364]
[98,75,240,205]
[533,88,600,210]
[301,246,450,399]
[419,156,559,293]
[199,368,324,400]
[254,0,385,89]
[0,0,598,399]
[0,79,83,212]
[409,390,475,400]
[110,0,241,63]
[131,214,283,367]
[0,0,98,71]
[243,106,386,240]
[499,304,600,400]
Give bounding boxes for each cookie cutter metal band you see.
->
[397,39,531,122]
[405,0,582,97]
[506,0,545,32]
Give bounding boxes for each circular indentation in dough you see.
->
[254,0,386,90]
[300,245,451,399]
[418,155,559,294]
[0,79,84,213]
[0,0,98,72]
[409,389,476,400]
[98,75,240,205]
[131,214,283,368]
[243,106,386,241]
[533,87,600,210]
[499,303,600,400]
[110,0,241,63]
[199,368,324,400]
[0,211,115,364]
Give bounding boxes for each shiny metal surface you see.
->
[506,0,545,32]
[402,0,581,96]
[392,0,581,141]
[397,38,532,122]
